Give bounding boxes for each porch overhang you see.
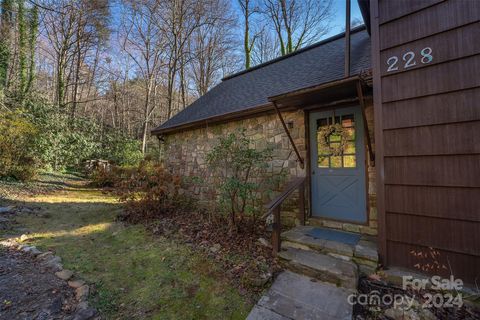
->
[268,72,375,167]
[268,75,362,108]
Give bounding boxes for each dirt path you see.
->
[0,246,77,319]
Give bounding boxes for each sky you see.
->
[229,0,364,40]
[326,0,363,37]
[107,0,365,74]
[111,0,364,42]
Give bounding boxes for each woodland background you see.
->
[0,0,362,179]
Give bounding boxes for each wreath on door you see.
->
[317,123,349,156]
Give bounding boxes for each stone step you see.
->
[281,226,379,274]
[281,226,354,256]
[246,271,353,320]
[278,247,358,290]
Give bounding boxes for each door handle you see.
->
[312,171,315,175]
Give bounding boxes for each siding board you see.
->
[386,213,480,256]
[385,185,480,222]
[380,0,480,50]
[384,155,480,187]
[382,88,480,129]
[382,54,480,103]
[383,121,480,156]
[380,22,480,76]
[387,242,480,283]
[379,0,444,24]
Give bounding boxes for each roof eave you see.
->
[151,102,280,136]
[268,75,361,105]
[152,75,366,136]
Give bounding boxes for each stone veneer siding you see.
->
[161,100,377,234]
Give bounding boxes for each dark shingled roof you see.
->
[153,26,371,134]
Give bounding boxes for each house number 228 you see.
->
[386,47,433,72]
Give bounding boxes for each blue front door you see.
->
[309,106,367,223]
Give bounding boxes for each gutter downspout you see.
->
[345,0,351,77]
[272,101,305,169]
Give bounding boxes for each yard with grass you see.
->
[0,173,251,319]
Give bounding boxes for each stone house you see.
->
[154,27,375,232]
[153,0,480,290]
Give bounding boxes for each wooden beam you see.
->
[272,102,305,169]
[356,81,375,166]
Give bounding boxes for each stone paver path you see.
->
[247,271,352,320]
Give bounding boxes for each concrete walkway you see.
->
[247,271,353,320]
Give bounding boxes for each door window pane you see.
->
[331,156,342,168]
[329,133,341,142]
[316,113,357,169]
[318,156,329,168]
[344,142,356,154]
[344,155,356,168]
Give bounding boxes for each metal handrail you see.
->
[264,177,306,256]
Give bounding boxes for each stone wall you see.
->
[161,100,377,234]
[161,110,307,225]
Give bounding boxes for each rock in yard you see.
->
[76,301,89,310]
[22,246,41,256]
[210,243,221,253]
[68,280,86,289]
[251,272,272,287]
[21,207,34,214]
[72,306,96,320]
[0,217,10,223]
[45,256,63,270]
[383,304,436,320]
[385,307,411,320]
[257,237,271,248]
[55,269,74,281]
[20,234,29,242]
[0,206,15,214]
[37,252,54,260]
[48,297,63,314]
[76,285,90,301]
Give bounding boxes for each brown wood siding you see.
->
[378,0,443,24]
[380,22,480,76]
[379,0,480,50]
[382,55,480,103]
[382,88,480,129]
[383,122,480,156]
[386,213,480,256]
[387,242,480,283]
[372,0,480,284]
[385,185,480,222]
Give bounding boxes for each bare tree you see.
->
[237,0,262,69]
[251,26,280,65]
[121,0,165,154]
[189,0,237,96]
[41,0,109,113]
[158,0,212,116]
[262,0,332,55]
